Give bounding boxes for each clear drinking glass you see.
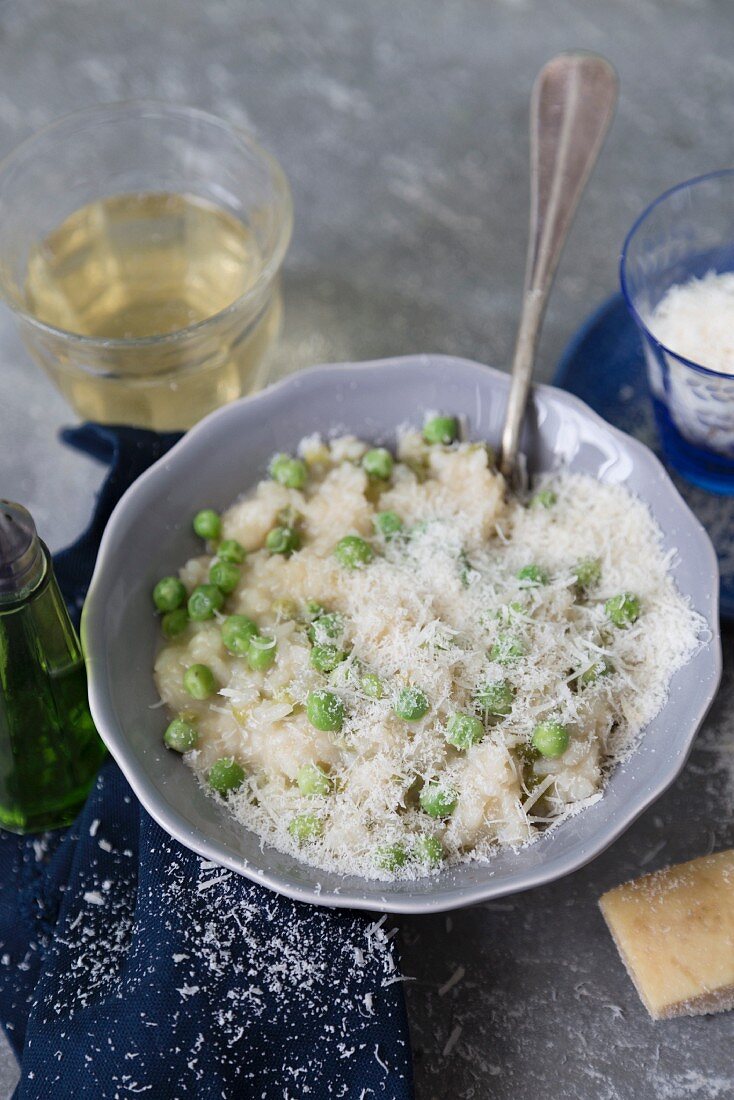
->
[0,102,292,431]
[621,170,734,494]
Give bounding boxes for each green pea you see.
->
[361,672,384,699]
[419,782,458,819]
[164,717,198,753]
[297,764,332,797]
[531,489,557,509]
[269,453,307,489]
[187,584,225,621]
[446,713,485,750]
[193,509,221,540]
[423,415,459,445]
[183,663,216,700]
[310,644,346,673]
[288,812,323,844]
[532,719,570,758]
[574,557,601,592]
[153,576,186,613]
[605,592,641,628]
[306,689,345,732]
[578,657,614,687]
[490,634,524,664]
[308,612,344,643]
[209,560,240,594]
[272,527,301,555]
[393,686,430,721]
[161,608,189,639]
[305,599,325,620]
[217,538,246,564]
[208,756,245,796]
[265,525,301,556]
[221,614,259,655]
[247,634,277,671]
[375,843,408,871]
[517,564,549,585]
[334,535,374,569]
[475,679,515,717]
[362,448,394,480]
[413,835,444,866]
[373,510,403,539]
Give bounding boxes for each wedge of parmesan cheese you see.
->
[599,850,734,1019]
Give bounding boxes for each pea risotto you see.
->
[153,417,702,880]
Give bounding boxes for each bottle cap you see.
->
[0,501,44,597]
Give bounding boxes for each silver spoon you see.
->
[499,51,618,488]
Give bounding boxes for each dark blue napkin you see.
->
[0,425,413,1100]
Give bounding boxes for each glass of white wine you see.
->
[0,102,292,430]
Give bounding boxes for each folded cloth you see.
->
[0,425,413,1100]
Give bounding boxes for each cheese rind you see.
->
[599,850,734,1020]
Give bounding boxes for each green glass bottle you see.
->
[0,501,106,832]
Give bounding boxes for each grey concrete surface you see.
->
[0,1,733,1097]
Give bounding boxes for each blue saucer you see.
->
[554,293,734,621]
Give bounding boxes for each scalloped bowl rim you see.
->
[82,355,722,914]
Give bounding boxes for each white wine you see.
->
[23,192,281,429]
[26,191,262,339]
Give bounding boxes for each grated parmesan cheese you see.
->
[154,429,703,881]
[646,270,734,374]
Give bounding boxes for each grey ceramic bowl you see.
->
[83,355,722,914]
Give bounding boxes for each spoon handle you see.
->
[499,51,618,485]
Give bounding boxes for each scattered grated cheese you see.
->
[438,965,465,997]
[32,838,48,862]
[442,1024,463,1056]
[176,984,200,1000]
[374,1044,389,1073]
[197,874,231,892]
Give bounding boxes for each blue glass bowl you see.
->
[621,169,734,495]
